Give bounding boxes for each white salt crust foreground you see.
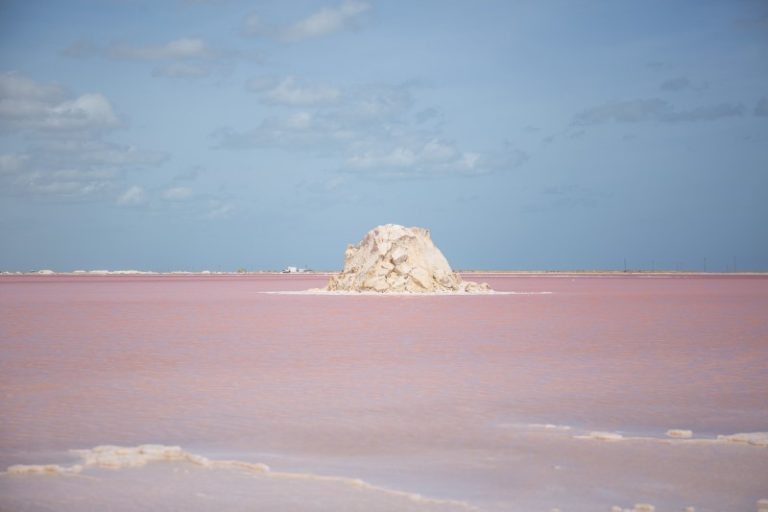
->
[4,441,768,512]
[3,445,478,511]
[325,224,491,293]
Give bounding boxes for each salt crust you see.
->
[6,440,764,512]
[501,424,767,449]
[4,444,478,511]
[716,432,768,447]
[576,431,768,447]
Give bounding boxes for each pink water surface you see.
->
[1,273,767,511]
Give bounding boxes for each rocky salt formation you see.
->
[326,224,491,293]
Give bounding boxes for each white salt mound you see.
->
[326,224,491,293]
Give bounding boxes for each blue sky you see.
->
[1,0,766,271]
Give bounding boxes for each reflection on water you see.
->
[1,274,767,511]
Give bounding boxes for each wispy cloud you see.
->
[154,183,236,219]
[62,38,252,79]
[1,139,166,199]
[243,0,371,42]
[345,138,498,177]
[282,0,371,42]
[573,98,744,125]
[659,76,708,93]
[0,71,120,133]
[216,78,527,178]
[246,76,341,106]
[116,185,147,206]
[755,97,768,117]
[214,82,415,151]
[162,186,194,201]
[64,37,218,61]
[213,111,354,150]
[108,38,214,61]
[0,72,165,199]
[205,199,235,219]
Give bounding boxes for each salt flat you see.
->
[1,273,767,511]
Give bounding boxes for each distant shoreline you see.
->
[2,270,766,277]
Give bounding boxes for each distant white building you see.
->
[281,266,310,273]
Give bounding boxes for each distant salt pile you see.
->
[326,224,491,293]
[579,431,625,442]
[610,505,657,512]
[666,429,693,439]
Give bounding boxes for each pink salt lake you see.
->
[1,273,767,511]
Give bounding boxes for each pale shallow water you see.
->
[1,274,767,511]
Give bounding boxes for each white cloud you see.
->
[213,111,355,150]
[163,186,194,201]
[344,137,528,178]
[47,93,120,130]
[346,139,483,176]
[243,1,371,42]
[216,79,527,179]
[0,71,65,102]
[244,79,413,120]
[0,73,165,200]
[116,185,147,206]
[0,140,166,199]
[282,0,370,41]
[36,139,167,168]
[248,76,341,106]
[0,72,120,132]
[109,38,213,61]
[8,161,116,198]
[339,83,414,123]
